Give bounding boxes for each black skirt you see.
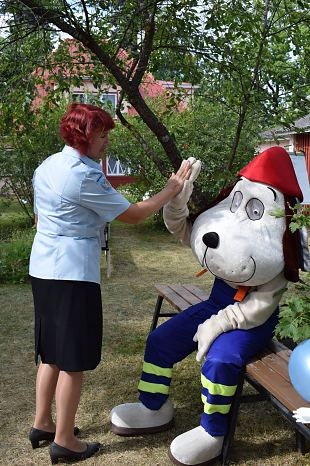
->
[30,276,103,372]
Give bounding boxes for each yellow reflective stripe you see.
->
[138,380,169,395]
[201,395,231,415]
[201,374,237,397]
[142,362,172,378]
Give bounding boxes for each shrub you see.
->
[0,228,35,284]
[275,205,310,344]
[276,279,310,344]
[0,214,32,241]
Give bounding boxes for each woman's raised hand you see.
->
[166,159,193,196]
[166,157,201,208]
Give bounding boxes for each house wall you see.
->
[258,135,310,181]
[294,134,310,182]
[258,137,293,153]
[103,175,136,188]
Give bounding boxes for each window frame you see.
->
[71,91,117,115]
[106,155,131,176]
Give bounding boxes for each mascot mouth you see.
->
[203,249,256,283]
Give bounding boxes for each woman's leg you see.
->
[54,371,85,451]
[34,363,59,431]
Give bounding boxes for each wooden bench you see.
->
[151,284,310,465]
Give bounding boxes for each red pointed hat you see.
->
[238,146,303,201]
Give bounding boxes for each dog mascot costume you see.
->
[111,147,309,465]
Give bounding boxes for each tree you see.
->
[1,0,309,209]
[109,95,260,204]
[196,0,310,184]
[0,25,60,219]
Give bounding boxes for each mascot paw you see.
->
[110,399,174,436]
[168,426,223,465]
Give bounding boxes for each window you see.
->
[71,92,117,115]
[106,155,131,176]
[72,92,87,103]
[100,94,116,114]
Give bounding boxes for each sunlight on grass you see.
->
[0,221,307,465]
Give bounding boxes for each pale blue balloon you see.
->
[288,339,310,403]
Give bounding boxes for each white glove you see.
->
[169,157,201,209]
[293,408,310,424]
[193,315,223,362]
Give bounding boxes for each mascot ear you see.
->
[283,195,310,282]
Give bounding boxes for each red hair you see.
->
[59,103,115,154]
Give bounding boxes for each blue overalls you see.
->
[138,278,278,436]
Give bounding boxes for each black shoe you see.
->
[49,441,101,464]
[29,426,80,449]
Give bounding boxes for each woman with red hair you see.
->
[28,103,191,464]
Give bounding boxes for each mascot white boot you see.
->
[111,147,309,465]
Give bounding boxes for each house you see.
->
[259,115,310,203]
[259,115,310,179]
[70,76,197,188]
[34,39,198,188]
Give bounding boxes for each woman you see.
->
[28,102,191,464]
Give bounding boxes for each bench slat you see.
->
[267,339,291,362]
[247,360,310,411]
[168,284,203,306]
[155,284,191,311]
[258,352,291,382]
[182,284,210,301]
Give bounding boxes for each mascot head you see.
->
[190,147,306,286]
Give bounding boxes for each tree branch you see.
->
[116,109,170,178]
[131,2,157,87]
[0,27,37,51]
[80,0,90,34]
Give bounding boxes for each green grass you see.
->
[0,221,309,466]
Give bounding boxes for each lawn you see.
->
[0,220,309,466]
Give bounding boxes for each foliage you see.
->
[276,290,310,344]
[0,0,309,209]
[275,206,310,344]
[0,213,32,241]
[0,100,67,220]
[0,227,35,284]
[0,199,34,283]
[289,204,310,233]
[109,95,260,205]
[198,1,310,126]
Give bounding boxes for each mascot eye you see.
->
[246,198,264,220]
[230,191,243,213]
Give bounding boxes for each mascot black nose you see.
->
[202,232,219,248]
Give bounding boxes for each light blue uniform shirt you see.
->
[29,145,130,284]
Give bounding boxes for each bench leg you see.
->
[296,430,306,454]
[149,295,163,334]
[221,368,245,466]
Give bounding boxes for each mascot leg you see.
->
[111,302,212,435]
[169,310,278,465]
